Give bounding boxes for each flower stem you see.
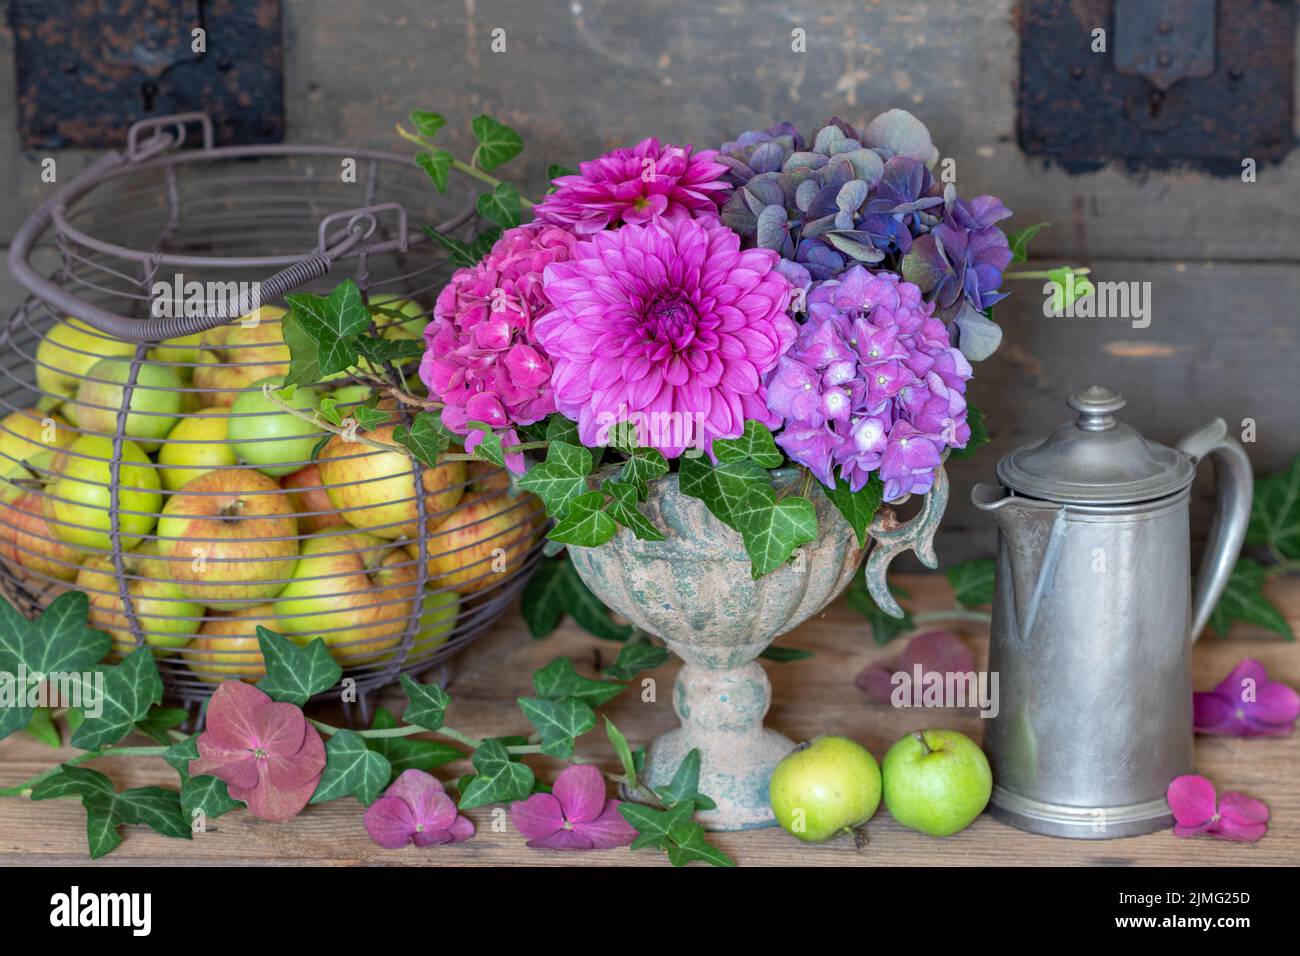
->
[1003,267,1092,280]
[394,124,536,208]
[0,745,168,798]
[911,608,993,627]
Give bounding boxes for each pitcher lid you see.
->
[996,386,1195,505]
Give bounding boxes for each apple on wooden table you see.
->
[881,729,993,837]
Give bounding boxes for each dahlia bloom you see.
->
[765,267,971,500]
[534,138,731,235]
[535,215,796,458]
[420,223,576,434]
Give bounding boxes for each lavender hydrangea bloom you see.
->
[765,268,972,501]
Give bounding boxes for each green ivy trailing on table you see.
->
[0,592,732,865]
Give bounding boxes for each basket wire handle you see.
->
[125,113,215,162]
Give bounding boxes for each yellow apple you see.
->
[192,307,291,407]
[35,317,135,410]
[72,357,184,451]
[0,407,76,468]
[156,415,239,491]
[412,489,542,594]
[281,463,349,534]
[148,332,203,369]
[185,604,282,684]
[77,541,204,658]
[368,294,427,339]
[49,435,162,551]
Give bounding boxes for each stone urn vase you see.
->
[567,467,948,830]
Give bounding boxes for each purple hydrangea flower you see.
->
[509,765,636,851]
[364,770,474,848]
[1193,659,1300,737]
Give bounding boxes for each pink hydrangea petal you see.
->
[510,792,565,841]
[1167,774,1217,827]
[250,699,307,757]
[551,764,608,824]
[384,768,447,806]
[190,745,260,791]
[242,770,320,823]
[1252,681,1300,730]
[572,800,637,849]
[201,681,274,751]
[446,813,476,844]
[1218,791,1269,835]
[365,796,419,848]
[1212,658,1269,699]
[263,722,326,792]
[1193,690,1237,735]
[526,827,596,851]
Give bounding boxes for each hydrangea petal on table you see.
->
[365,769,474,848]
[509,764,636,850]
[1193,658,1300,738]
[1167,774,1269,843]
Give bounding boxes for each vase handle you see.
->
[864,464,949,618]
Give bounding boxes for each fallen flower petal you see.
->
[1167,774,1268,843]
[364,770,474,849]
[1193,658,1299,737]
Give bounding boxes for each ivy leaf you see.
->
[284,279,370,377]
[732,485,819,579]
[950,402,988,460]
[678,455,770,531]
[367,707,462,781]
[409,110,447,138]
[544,414,580,446]
[605,717,637,788]
[759,645,814,662]
[458,739,535,810]
[351,406,391,432]
[424,227,480,268]
[618,800,696,851]
[713,420,784,469]
[180,773,242,821]
[825,473,883,548]
[653,749,716,811]
[468,227,502,261]
[256,629,342,706]
[317,396,343,427]
[281,310,323,388]
[1207,558,1294,640]
[477,183,523,230]
[392,412,453,469]
[846,577,914,645]
[1005,221,1048,264]
[133,706,190,746]
[32,768,190,859]
[946,558,996,608]
[547,490,618,547]
[518,441,593,518]
[399,673,450,732]
[415,149,452,192]
[354,336,425,368]
[24,707,60,747]
[603,640,669,680]
[602,481,664,540]
[666,821,736,867]
[520,554,633,642]
[546,163,576,187]
[1248,454,1300,560]
[29,765,117,801]
[470,114,524,171]
[69,647,164,751]
[619,448,670,502]
[465,421,506,466]
[312,730,392,806]
[114,787,192,840]
[517,697,596,758]
[532,657,625,708]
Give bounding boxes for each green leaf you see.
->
[759,645,814,662]
[618,446,669,501]
[547,490,618,547]
[544,414,580,446]
[520,554,633,642]
[32,767,191,859]
[133,706,189,746]
[465,421,506,466]
[409,110,447,139]
[619,800,695,851]
[470,115,524,171]
[713,420,784,469]
[366,707,462,781]
[678,455,770,531]
[602,481,664,541]
[180,773,242,821]
[666,821,736,867]
[415,149,452,192]
[30,766,117,802]
[355,336,425,368]
[256,629,342,706]
[604,717,637,788]
[0,591,111,741]
[1248,454,1300,560]
[732,485,819,578]
[653,749,716,811]
[476,182,523,230]
[392,412,453,469]
[845,577,914,645]
[351,406,391,432]
[312,730,392,806]
[280,310,323,388]
[546,163,576,187]
[317,396,343,427]
[164,732,200,775]
[83,796,123,860]
[532,657,625,707]
[424,227,480,268]
[24,707,59,747]
[950,402,988,460]
[517,697,596,758]
[603,641,669,680]
[1207,558,1294,640]
[825,473,883,548]
[399,673,450,732]
[1005,221,1048,264]
[946,558,996,608]
[457,739,535,809]
[284,279,371,377]
[69,647,164,751]
[114,786,191,840]
[468,227,502,261]
[518,441,593,518]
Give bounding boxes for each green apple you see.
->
[227,376,323,478]
[0,406,75,467]
[77,541,203,657]
[156,415,239,491]
[35,318,135,409]
[148,332,203,368]
[72,357,184,451]
[369,294,427,339]
[273,530,420,664]
[769,735,882,842]
[49,435,161,551]
[881,729,992,837]
[328,383,372,412]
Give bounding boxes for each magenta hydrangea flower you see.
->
[534,138,730,234]
[855,631,975,705]
[766,267,971,500]
[1193,658,1300,737]
[1167,775,1269,842]
[509,764,636,850]
[536,215,797,457]
[364,770,474,849]
[421,223,577,437]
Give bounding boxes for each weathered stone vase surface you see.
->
[568,472,864,830]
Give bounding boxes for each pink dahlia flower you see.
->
[421,223,577,435]
[536,215,797,458]
[534,138,731,235]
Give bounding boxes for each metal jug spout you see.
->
[972,483,1063,539]
[972,484,1069,644]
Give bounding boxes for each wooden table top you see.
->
[2,573,1296,867]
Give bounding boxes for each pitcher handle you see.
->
[1177,419,1253,641]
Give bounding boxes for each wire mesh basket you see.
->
[1,113,547,709]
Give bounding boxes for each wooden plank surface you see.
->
[2,573,1296,867]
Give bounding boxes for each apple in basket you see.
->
[49,435,162,552]
[411,488,542,595]
[315,423,466,539]
[368,294,427,340]
[186,604,285,684]
[192,307,292,407]
[227,376,323,478]
[34,317,135,410]
[72,357,185,451]
[154,468,299,608]
[156,415,239,491]
[0,406,76,467]
[147,332,204,369]
[0,452,83,582]
[77,541,204,658]
[273,530,420,665]
[281,462,349,534]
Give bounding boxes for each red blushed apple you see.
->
[273,530,421,665]
[0,455,83,582]
[281,463,350,534]
[192,307,292,408]
[155,469,299,609]
[466,460,511,495]
[77,542,204,658]
[185,603,281,684]
[410,489,544,595]
[316,423,466,539]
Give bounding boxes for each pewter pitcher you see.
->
[972,387,1251,838]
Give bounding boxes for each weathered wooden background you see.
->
[0,0,1296,559]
